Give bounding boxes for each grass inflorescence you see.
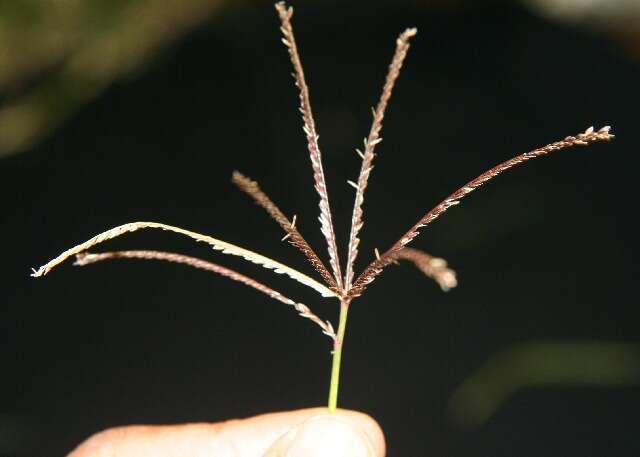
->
[32,1,614,412]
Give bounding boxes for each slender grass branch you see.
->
[328,300,350,412]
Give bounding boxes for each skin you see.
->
[68,408,385,457]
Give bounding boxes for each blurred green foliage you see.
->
[0,0,233,157]
[448,341,640,427]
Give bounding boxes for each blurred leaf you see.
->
[448,341,640,427]
[0,0,235,157]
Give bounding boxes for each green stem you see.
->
[328,300,350,412]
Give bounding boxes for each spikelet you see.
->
[275,2,344,291]
[348,126,614,298]
[31,221,338,299]
[74,250,335,339]
[344,27,417,289]
[392,247,457,291]
[232,171,338,292]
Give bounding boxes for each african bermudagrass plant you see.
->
[31,1,614,413]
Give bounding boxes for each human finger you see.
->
[68,407,385,457]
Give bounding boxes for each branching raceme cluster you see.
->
[32,1,613,411]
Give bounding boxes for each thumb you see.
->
[264,411,384,457]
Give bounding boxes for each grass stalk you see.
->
[328,300,350,412]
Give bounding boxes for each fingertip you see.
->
[264,409,385,457]
[67,408,385,457]
[335,409,386,456]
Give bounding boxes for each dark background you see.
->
[2,1,639,455]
